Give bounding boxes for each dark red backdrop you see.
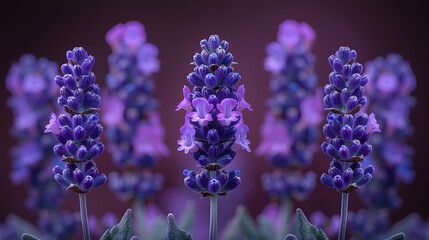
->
[1,0,427,236]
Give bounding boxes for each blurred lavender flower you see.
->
[360,53,416,208]
[176,34,252,239]
[102,20,168,238]
[37,210,79,240]
[4,54,78,239]
[103,20,168,168]
[109,171,164,201]
[309,211,340,239]
[261,170,315,201]
[88,212,118,237]
[6,54,60,191]
[347,54,417,238]
[255,19,320,239]
[347,209,391,240]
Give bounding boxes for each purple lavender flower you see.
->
[261,170,315,201]
[257,19,321,169]
[103,21,168,169]
[88,212,118,237]
[6,55,59,186]
[176,34,252,194]
[102,21,169,238]
[46,47,106,193]
[5,54,79,239]
[254,20,320,239]
[257,19,320,205]
[360,53,416,208]
[309,211,340,239]
[37,210,79,239]
[109,171,164,201]
[320,46,380,193]
[103,20,168,199]
[176,34,252,240]
[347,209,391,239]
[347,54,417,239]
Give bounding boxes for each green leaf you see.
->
[100,209,134,240]
[21,233,42,240]
[8,214,43,238]
[178,201,195,233]
[221,205,264,240]
[284,234,299,240]
[384,232,405,240]
[295,208,328,240]
[166,213,192,240]
[257,215,276,240]
[384,212,421,238]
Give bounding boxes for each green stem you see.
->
[79,193,90,240]
[338,192,349,240]
[209,171,218,240]
[133,199,146,237]
[278,198,292,239]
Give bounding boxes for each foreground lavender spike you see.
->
[103,21,168,238]
[256,19,321,239]
[177,34,252,240]
[320,46,380,240]
[347,54,417,239]
[5,54,78,239]
[45,47,106,240]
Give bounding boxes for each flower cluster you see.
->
[347,209,390,239]
[5,54,79,239]
[183,169,241,196]
[256,20,321,202]
[177,34,252,196]
[360,53,416,208]
[102,21,168,203]
[46,47,106,193]
[6,54,63,208]
[320,46,380,193]
[347,54,417,238]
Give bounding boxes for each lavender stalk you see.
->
[256,19,321,239]
[45,47,107,240]
[320,46,380,240]
[5,54,79,240]
[348,53,417,239]
[102,21,168,238]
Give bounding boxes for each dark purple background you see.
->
[1,0,427,236]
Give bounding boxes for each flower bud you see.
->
[208,179,221,194]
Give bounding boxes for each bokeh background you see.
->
[1,0,427,237]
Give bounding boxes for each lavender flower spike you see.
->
[177,34,252,186]
[321,46,380,240]
[320,46,380,193]
[103,21,168,238]
[347,54,417,238]
[176,35,251,171]
[177,34,252,240]
[6,54,79,239]
[256,19,320,239]
[45,47,106,240]
[46,47,106,193]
